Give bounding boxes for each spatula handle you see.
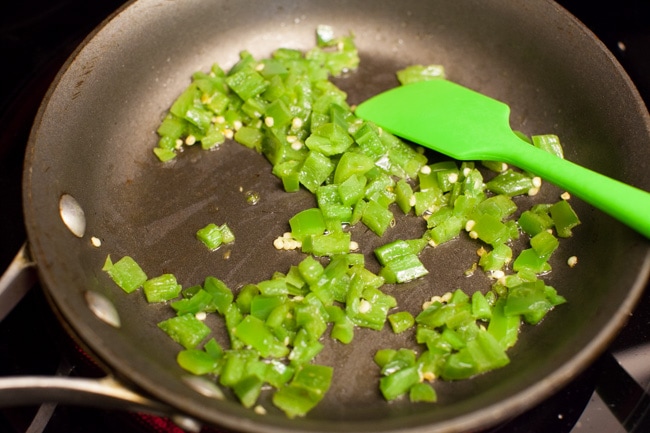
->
[503,142,650,239]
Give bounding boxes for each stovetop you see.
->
[0,1,648,432]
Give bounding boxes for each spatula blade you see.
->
[355,79,518,161]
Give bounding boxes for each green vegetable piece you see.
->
[394,179,415,214]
[388,311,415,334]
[301,231,351,257]
[487,298,521,350]
[361,199,394,236]
[158,314,211,349]
[428,215,463,246]
[219,349,259,387]
[504,280,554,325]
[290,208,327,242]
[170,289,214,315]
[471,291,492,321]
[374,239,415,266]
[196,223,223,250]
[273,364,333,419]
[409,382,438,403]
[470,213,509,246]
[478,244,512,272]
[225,68,269,101]
[379,253,429,284]
[532,134,564,159]
[518,209,554,236]
[298,150,335,193]
[177,349,221,375]
[338,173,368,207]
[485,169,534,197]
[234,315,289,358]
[102,255,148,294]
[234,126,264,151]
[379,365,421,401]
[250,294,286,321]
[550,199,581,238]
[305,123,353,156]
[143,274,182,303]
[298,255,325,286]
[333,151,375,184]
[513,248,551,274]
[288,328,324,366]
[476,194,517,220]
[396,64,445,85]
[233,375,264,409]
[530,230,559,259]
[203,276,234,315]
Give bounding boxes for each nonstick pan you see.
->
[1,0,649,432]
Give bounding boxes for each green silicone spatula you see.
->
[355,79,650,239]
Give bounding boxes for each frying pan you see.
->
[1,0,649,432]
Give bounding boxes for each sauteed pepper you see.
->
[102,26,584,418]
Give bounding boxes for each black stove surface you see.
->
[0,1,648,432]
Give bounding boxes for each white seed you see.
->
[214,115,226,124]
[233,120,243,131]
[350,241,359,251]
[273,237,285,250]
[185,135,196,145]
[465,220,476,232]
[490,270,505,280]
[175,139,183,149]
[264,116,275,127]
[469,230,479,239]
[448,172,459,183]
[255,63,265,71]
[291,117,303,129]
[359,299,372,314]
[420,165,432,175]
[195,311,207,321]
[561,192,571,200]
[254,405,267,415]
[409,195,417,207]
[567,256,578,267]
[286,135,298,143]
[90,237,102,247]
[224,129,234,139]
[532,176,542,188]
[528,187,540,196]
[463,167,472,177]
[291,141,303,151]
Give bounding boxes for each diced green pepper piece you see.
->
[272,364,333,418]
[158,314,211,349]
[396,64,445,85]
[550,199,580,238]
[102,255,148,294]
[289,208,327,242]
[379,253,429,284]
[361,199,394,236]
[388,311,415,334]
[518,209,554,236]
[298,150,335,193]
[379,365,421,401]
[177,349,221,375]
[333,151,375,184]
[196,223,223,250]
[143,274,182,303]
[486,169,534,196]
[234,315,289,358]
[532,134,564,159]
[409,382,438,403]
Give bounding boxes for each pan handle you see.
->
[0,374,202,432]
[0,243,38,321]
